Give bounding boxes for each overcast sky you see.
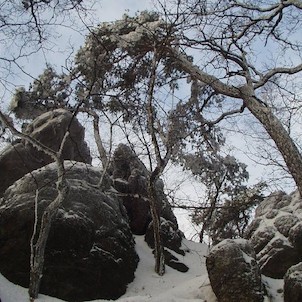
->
[0,0,154,103]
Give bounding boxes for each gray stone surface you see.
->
[245,190,302,278]
[284,262,302,302]
[111,144,178,234]
[0,109,91,197]
[206,239,263,302]
[0,162,138,301]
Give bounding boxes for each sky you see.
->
[0,0,204,240]
[0,3,300,301]
[0,0,155,106]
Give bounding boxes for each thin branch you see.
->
[254,64,302,89]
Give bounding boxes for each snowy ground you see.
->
[0,236,283,302]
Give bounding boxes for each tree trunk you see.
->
[171,48,302,197]
[148,174,165,276]
[29,181,69,301]
[92,114,108,168]
[244,93,302,196]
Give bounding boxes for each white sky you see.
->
[0,0,155,101]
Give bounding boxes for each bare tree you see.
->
[7,10,263,265]
[0,0,94,97]
[0,110,72,301]
[6,2,302,276]
[152,0,302,195]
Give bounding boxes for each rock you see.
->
[245,190,302,278]
[0,162,138,301]
[163,250,189,273]
[249,226,275,254]
[206,239,264,302]
[258,238,300,278]
[144,218,187,272]
[109,144,187,271]
[275,215,299,237]
[284,262,302,302]
[123,194,151,235]
[145,218,184,255]
[289,222,302,250]
[0,109,91,197]
[110,144,178,235]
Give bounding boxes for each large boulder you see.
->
[110,144,187,272]
[145,217,188,272]
[284,262,302,302]
[0,161,138,301]
[245,190,302,278]
[111,144,178,235]
[0,109,91,197]
[206,239,263,302]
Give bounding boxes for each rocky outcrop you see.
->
[0,109,91,197]
[110,144,187,272]
[0,162,138,301]
[245,190,302,278]
[145,218,188,272]
[111,144,178,234]
[145,218,184,255]
[206,239,263,302]
[284,262,302,302]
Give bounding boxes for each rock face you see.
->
[206,239,263,302]
[0,162,138,301]
[145,218,188,272]
[111,144,179,235]
[0,109,91,197]
[110,144,186,271]
[0,108,188,300]
[245,190,302,278]
[284,262,302,302]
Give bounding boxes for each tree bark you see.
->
[146,48,166,275]
[148,171,165,276]
[92,113,108,168]
[170,48,302,196]
[29,181,69,301]
[243,93,302,196]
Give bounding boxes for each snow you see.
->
[0,236,284,302]
[262,276,284,302]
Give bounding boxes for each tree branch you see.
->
[254,64,302,89]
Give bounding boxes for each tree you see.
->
[0,110,70,301]
[0,0,93,96]
[0,2,95,301]
[157,0,302,195]
[8,12,232,273]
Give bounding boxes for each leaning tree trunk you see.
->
[171,48,302,197]
[244,93,302,196]
[29,179,69,301]
[148,171,165,276]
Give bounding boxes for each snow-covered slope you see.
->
[0,236,216,302]
[0,235,284,302]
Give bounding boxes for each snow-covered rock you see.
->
[245,190,302,278]
[111,144,178,235]
[0,161,138,301]
[0,109,91,197]
[206,239,263,302]
[110,144,187,272]
[284,262,302,302]
[0,236,217,302]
